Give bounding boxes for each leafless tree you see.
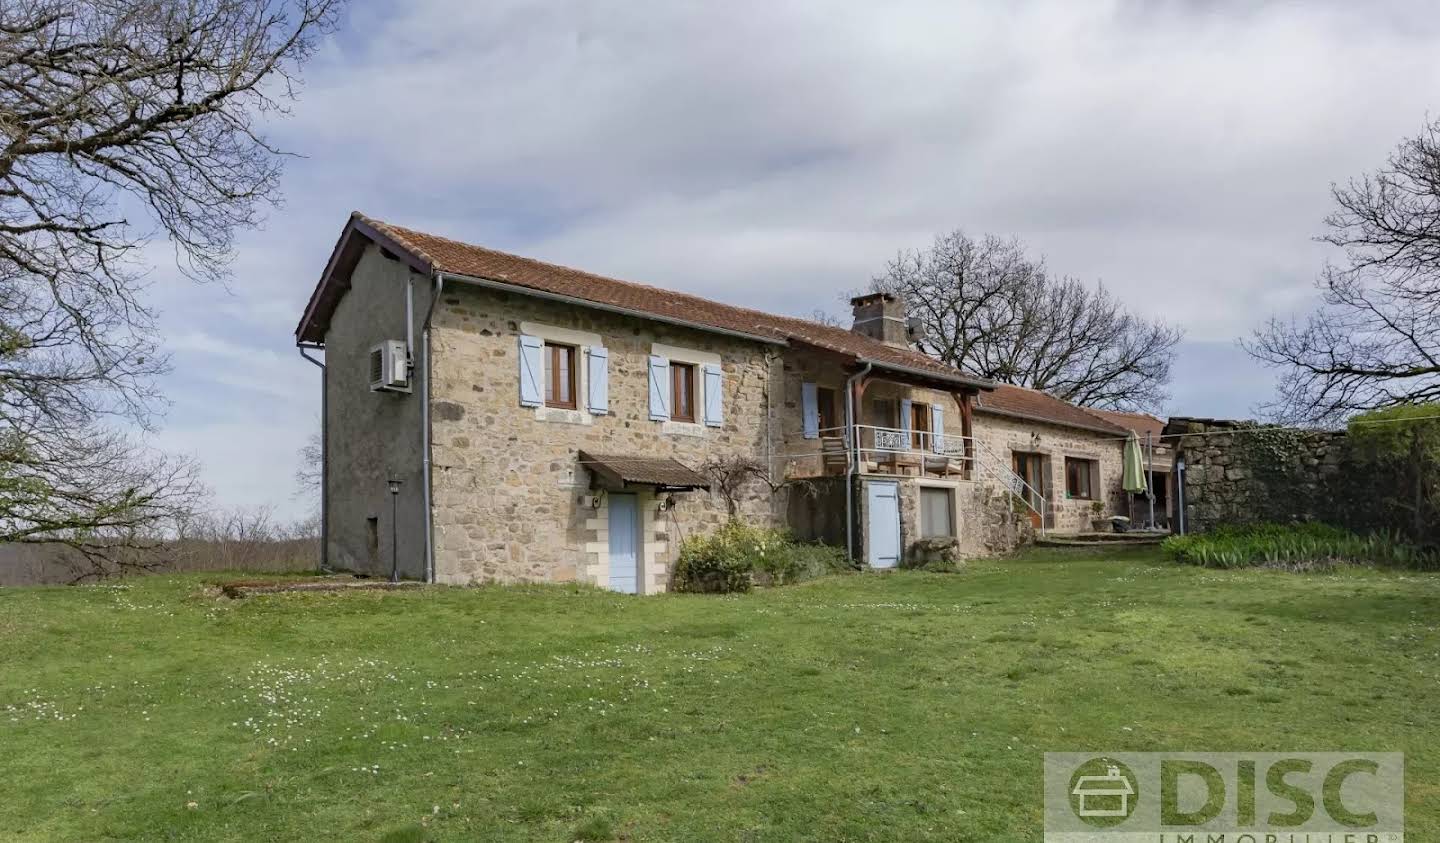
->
[0,0,341,572]
[294,428,320,493]
[871,230,1182,410]
[1246,118,1440,424]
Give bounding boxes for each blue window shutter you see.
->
[648,355,670,421]
[702,363,723,427]
[899,398,912,439]
[931,404,945,453]
[801,382,819,439]
[518,335,543,407]
[586,347,609,415]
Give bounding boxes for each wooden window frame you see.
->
[544,342,577,410]
[910,401,930,449]
[671,361,696,423]
[1065,457,1096,500]
[817,386,838,433]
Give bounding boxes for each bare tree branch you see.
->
[870,230,1182,410]
[1246,117,1440,424]
[0,0,341,574]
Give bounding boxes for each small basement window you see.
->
[544,342,577,409]
[920,486,955,538]
[366,517,379,565]
[1065,457,1097,500]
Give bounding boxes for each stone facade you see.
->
[426,281,780,590]
[321,249,1130,590]
[971,412,1127,532]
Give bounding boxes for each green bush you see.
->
[1162,522,1439,570]
[673,522,852,593]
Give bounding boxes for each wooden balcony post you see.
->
[851,373,872,465]
[953,390,975,480]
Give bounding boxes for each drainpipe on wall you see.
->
[843,362,872,562]
[764,350,778,485]
[297,343,328,572]
[419,271,446,583]
[1175,455,1187,535]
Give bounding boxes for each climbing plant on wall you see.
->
[1346,404,1440,545]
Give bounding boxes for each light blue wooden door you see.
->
[607,493,639,594]
[867,481,901,569]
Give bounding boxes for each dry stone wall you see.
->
[1168,418,1347,533]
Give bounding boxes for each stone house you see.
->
[295,213,1136,592]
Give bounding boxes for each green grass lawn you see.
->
[1,548,1437,841]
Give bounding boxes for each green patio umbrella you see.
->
[1122,431,1148,496]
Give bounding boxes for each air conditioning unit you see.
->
[369,340,410,392]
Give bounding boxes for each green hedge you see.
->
[1162,522,1438,570]
[673,522,853,593]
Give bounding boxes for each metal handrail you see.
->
[813,423,1045,534]
[973,438,1047,533]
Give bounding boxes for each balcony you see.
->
[819,425,976,478]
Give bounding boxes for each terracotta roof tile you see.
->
[975,384,1132,435]
[1084,408,1166,438]
[298,213,990,390]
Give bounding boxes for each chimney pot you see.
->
[850,292,909,347]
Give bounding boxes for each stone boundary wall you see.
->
[1168,417,1347,533]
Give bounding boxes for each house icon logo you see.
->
[1068,758,1139,826]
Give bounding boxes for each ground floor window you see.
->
[1065,457,1097,500]
[920,486,955,538]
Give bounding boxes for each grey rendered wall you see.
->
[323,244,433,579]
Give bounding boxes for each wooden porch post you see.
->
[953,390,975,480]
[851,373,872,464]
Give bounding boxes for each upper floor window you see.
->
[910,401,931,449]
[544,342,576,409]
[1065,457,1096,500]
[671,361,696,422]
[817,386,839,432]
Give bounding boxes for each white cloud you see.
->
[141,0,1440,513]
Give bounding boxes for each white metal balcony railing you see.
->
[814,424,1048,532]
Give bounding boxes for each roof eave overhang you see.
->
[859,358,994,392]
[974,405,1128,436]
[295,214,436,345]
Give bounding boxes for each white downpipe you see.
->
[843,363,871,562]
[420,272,445,583]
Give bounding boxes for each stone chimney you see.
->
[849,292,909,347]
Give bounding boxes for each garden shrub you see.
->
[673,522,852,593]
[1162,522,1439,570]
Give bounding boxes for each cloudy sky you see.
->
[145,0,1440,519]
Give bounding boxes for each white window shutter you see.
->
[801,382,819,439]
[899,398,912,440]
[931,404,945,453]
[647,355,670,421]
[586,347,609,415]
[702,363,723,427]
[518,334,543,407]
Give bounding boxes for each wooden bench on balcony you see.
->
[821,437,850,475]
[923,455,968,478]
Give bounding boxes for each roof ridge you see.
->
[369,214,801,335]
[362,212,979,376]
